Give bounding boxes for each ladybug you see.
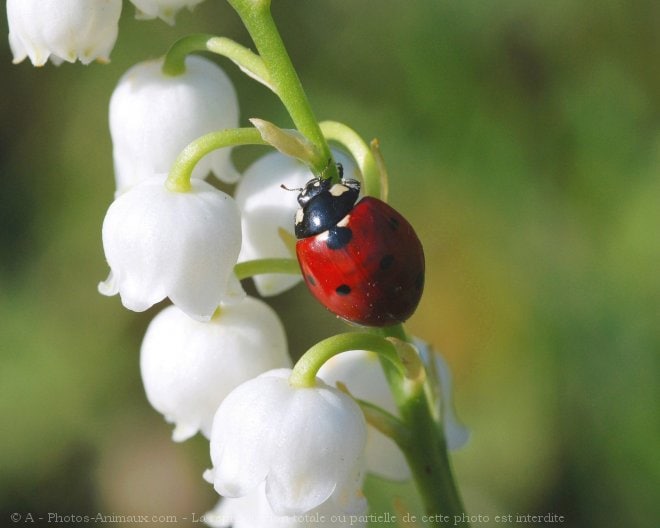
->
[294,173,425,327]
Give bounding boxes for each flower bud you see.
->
[7,0,122,66]
[235,150,358,296]
[98,175,242,320]
[109,56,239,194]
[129,0,205,25]
[141,299,290,442]
[207,369,367,515]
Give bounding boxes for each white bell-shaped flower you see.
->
[129,0,205,25]
[318,350,411,481]
[235,150,358,297]
[7,0,122,66]
[207,369,367,515]
[205,482,367,528]
[109,55,239,194]
[140,298,290,442]
[98,175,242,321]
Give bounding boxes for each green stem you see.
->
[227,0,339,182]
[161,33,271,88]
[166,128,266,192]
[289,333,406,389]
[233,258,300,280]
[320,121,381,198]
[375,325,468,526]
[162,33,214,75]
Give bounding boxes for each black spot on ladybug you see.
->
[379,254,395,270]
[326,226,352,250]
[307,274,316,286]
[415,271,424,290]
[335,284,351,295]
[388,217,400,230]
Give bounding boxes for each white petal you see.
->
[97,271,119,297]
[206,481,367,528]
[7,0,121,66]
[171,421,199,443]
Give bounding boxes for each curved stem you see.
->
[166,128,266,192]
[320,121,382,198]
[162,33,270,87]
[162,33,213,75]
[374,325,468,526]
[289,333,406,389]
[227,0,339,182]
[234,258,300,280]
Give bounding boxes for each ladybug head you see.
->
[294,176,361,239]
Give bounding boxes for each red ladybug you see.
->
[294,174,425,327]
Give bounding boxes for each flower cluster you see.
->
[7,2,470,525]
[94,48,379,521]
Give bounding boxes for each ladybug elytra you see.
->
[294,174,425,327]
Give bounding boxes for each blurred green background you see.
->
[1,0,658,526]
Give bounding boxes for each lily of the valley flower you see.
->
[109,55,239,194]
[129,0,206,25]
[235,150,358,296]
[140,298,290,442]
[7,0,122,66]
[98,175,242,321]
[206,369,366,515]
[206,482,367,528]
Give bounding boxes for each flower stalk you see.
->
[233,258,300,280]
[162,33,271,88]
[166,127,266,192]
[289,332,408,389]
[226,0,339,182]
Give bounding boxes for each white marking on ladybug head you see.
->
[337,214,351,227]
[316,230,330,242]
[295,208,304,225]
[329,184,350,197]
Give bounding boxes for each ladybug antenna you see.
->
[336,162,344,179]
[280,184,304,192]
